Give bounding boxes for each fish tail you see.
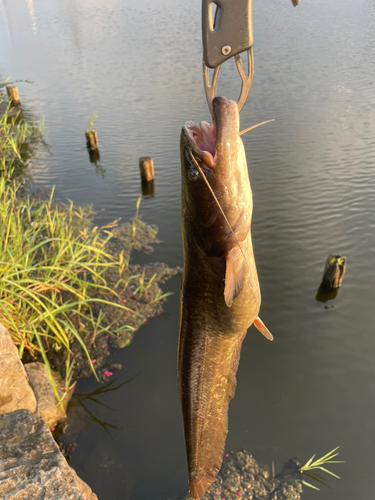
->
[189,473,216,499]
[178,329,247,499]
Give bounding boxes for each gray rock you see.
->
[0,409,98,500]
[186,450,303,500]
[25,362,76,428]
[0,324,37,415]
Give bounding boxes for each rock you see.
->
[0,323,37,416]
[0,409,98,500]
[186,450,303,500]
[24,362,76,428]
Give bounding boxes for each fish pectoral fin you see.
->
[253,316,274,341]
[224,246,245,307]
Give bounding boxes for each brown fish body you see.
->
[178,97,271,499]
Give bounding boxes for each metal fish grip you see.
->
[202,0,254,116]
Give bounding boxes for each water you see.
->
[1,0,375,498]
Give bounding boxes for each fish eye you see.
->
[188,169,200,182]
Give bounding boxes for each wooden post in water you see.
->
[85,131,99,151]
[322,254,346,288]
[6,86,21,105]
[139,157,154,182]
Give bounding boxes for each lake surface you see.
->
[1,0,375,499]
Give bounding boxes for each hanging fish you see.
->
[178,96,273,499]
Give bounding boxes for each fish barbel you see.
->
[178,96,273,499]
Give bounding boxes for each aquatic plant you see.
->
[327,256,345,268]
[299,446,343,491]
[86,113,98,134]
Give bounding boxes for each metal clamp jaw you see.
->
[202,0,300,116]
[202,0,254,116]
[203,48,254,117]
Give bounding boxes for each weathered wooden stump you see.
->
[6,85,20,105]
[141,179,154,197]
[139,156,154,182]
[85,131,99,151]
[322,254,346,288]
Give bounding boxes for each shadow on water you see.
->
[315,283,339,304]
[88,148,100,164]
[57,374,138,462]
[87,149,106,178]
[141,179,154,198]
[70,375,137,430]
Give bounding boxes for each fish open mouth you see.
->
[184,121,217,168]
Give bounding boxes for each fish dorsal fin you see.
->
[224,246,245,307]
[253,316,274,341]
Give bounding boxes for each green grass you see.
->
[86,113,98,135]
[299,447,344,491]
[0,92,44,181]
[327,256,345,268]
[0,89,177,406]
[0,178,131,396]
[0,177,176,400]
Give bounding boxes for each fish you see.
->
[178,96,273,499]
